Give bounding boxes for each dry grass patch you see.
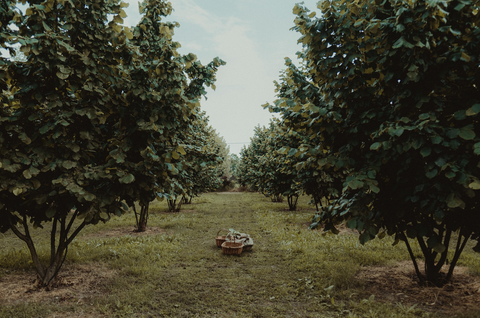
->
[356,261,480,314]
[0,263,115,306]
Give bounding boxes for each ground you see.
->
[358,262,480,315]
[1,193,479,317]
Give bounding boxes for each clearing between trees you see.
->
[0,193,479,317]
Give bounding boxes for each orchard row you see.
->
[0,0,228,286]
[239,0,480,286]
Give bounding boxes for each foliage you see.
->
[269,63,340,211]
[0,0,223,285]
[239,121,302,208]
[269,0,480,285]
[229,153,240,181]
[161,112,226,212]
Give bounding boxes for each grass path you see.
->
[147,193,314,317]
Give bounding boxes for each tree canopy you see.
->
[0,0,224,286]
[267,0,480,285]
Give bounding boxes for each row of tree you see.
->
[0,0,227,287]
[240,0,480,286]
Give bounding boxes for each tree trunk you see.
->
[8,209,86,288]
[287,195,298,211]
[168,196,183,212]
[405,226,467,287]
[137,204,149,232]
[182,196,192,205]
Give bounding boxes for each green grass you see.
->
[1,193,479,317]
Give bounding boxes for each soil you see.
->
[0,263,115,306]
[357,261,480,315]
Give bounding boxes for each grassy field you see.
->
[0,192,479,317]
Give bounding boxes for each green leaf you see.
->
[119,174,135,184]
[420,147,431,157]
[431,136,443,144]
[446,193,464,208]
[23,169,32,179]
[392,37,413,49]
[346,219,357,229]
[394,127,404,137]
[56,39,75,52]
[445,171,456,179]
[468,180,480,189]
[46,207,56,218]
[62,161,76,169]
[459,128,475,140]
[427,236,438,249]
[84,193,96,201]
[474,142,480,155]
[56,72,69,80]
[367,170,376,178]
[435,209,445,219]
[466,104,480,116]
[39,124,51,134]
[412,139,423,149]
[347,179,364,190]
[419,113,430,120]
[435,158,446,167]
[446,129,459,139]
[370,184,380,193]
[177,146,186,155]
[31,179,41,189]
[454,110,466,120]
[460,52,470,62]
[433,243,446,254]
[425,169,438,179]
[370,142,381,150]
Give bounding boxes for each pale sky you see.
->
[4,0,320,155]
[122,0,319,154]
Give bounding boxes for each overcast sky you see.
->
[122,0,319,154]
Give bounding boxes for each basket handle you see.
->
[216,229,229,237]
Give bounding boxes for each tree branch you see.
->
[65,209,79,235]
[403,233,424,283]
[434,228,451,272]
[50,215,58,266]
[65,220,87,246]
[447,228,471,281]
[7,216,27,242]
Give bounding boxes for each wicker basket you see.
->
[215,229,229,248]
[221,237,243,255]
